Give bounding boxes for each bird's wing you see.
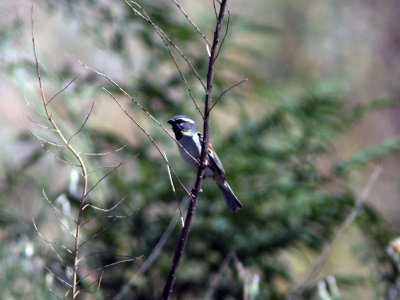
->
[207,146,226,175]
[197,133,226,175]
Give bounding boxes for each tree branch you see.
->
[161,1,229,299]
[31,7,90,299]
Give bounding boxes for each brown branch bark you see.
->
[161,1,229,299]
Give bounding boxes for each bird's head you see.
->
[168,115,198,139]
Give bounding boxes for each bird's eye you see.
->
[176,119,183,124]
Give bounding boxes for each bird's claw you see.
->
[190,188,203,198]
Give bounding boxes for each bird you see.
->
[167,115,243,212]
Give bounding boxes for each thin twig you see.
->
[42,190,77,223]
[67,101,95,144]
[167,45,204,117]
[40,143,81,168]
[83,270,104,294]
[80,208,135,229]
[163,151,184,227]
[78,257,139,287]
[83,145,126,156]
[161,1,229,299]
[213,3,230,64]
[286,165,383,299]
[31,132,68,148]
[46,267,73,288]
[210,78,248,111]
[124,0,204,116]
[42,192,77,237]
[83,195,128,213]
[78,213,133,251]
[170,0,211,46]
[47,73,80,106]
[26,113,56,131]
[47,284,64,300]
[86,162,127,175]
[33,218,70,263]
[125,0,206,91]
[212,0,218,19]
[82,162,124,202]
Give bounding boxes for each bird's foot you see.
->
[190,187,203,198]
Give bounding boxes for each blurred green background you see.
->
[1,0,400,299]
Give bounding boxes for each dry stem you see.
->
[161,1,229,299]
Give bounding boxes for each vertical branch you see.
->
[161,1,228,299]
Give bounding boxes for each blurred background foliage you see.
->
[1,0,400,299]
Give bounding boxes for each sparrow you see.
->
[167,115,243,212]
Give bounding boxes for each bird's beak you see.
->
[167,118,174,125]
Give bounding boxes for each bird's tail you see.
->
[217,180,243,212]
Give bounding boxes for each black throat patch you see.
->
[172,125,183,140]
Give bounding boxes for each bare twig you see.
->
[125,0,206,91]
[124,0,204,116]
[33,218,71,263]
[47,73,80,105]
[26,114,56,131]
[47,284,64,300]
[86,162,127,175]
[212,0,218,19]
[83,195,128,213]
[40,143,81,168]
[78,257,140,287]
[83,270,104,294]
[82,161,124,202]
[82,145,126,156]
[286,165,383,299]
[67,100,95,144]
[170,0,211,46]
[46,267,73,288]
[43,190,77,223]
[167,46,204,117]
[213,3,230,64]
[80,208,135,230]
[31,132,68,148]
[42,193,76,237]
[78,212,134,251]
[161,1,229,299]
[210,78,248,111]
[163,151,184,227]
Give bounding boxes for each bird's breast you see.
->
[177,136,201,167]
